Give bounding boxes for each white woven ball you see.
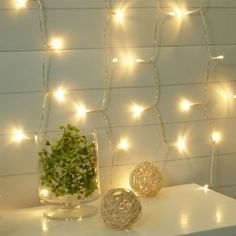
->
[101,188,142,230]
[130,162,163,197]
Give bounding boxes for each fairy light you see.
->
[39,188,49,198]
[117,138,129,151]
[122,53,136,70]
[113,9,124,22]
[233,95,236,99]
[131,104,145,119]
[112,58,118,63]
[4,0,231,195]
[15,0,28,8]
[48,38,63,50]
[135,58,153,64]
[179,99,201,112]
[176,136,187,153]
[180,99,192,112]
[210,55,224,60]
[53,87,66,102]
[211,131,221,144]
[168,8,187,19]
[11,129,28,143]
[166,7,199,18]
[76,104,87,119]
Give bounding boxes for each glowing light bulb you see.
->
[122,53,136,70]
[76,104,87,119]
[15,0,28,8]
[233,95,236,99]
[117,138,129,151]
[11,129,27,143]
[168,8,187,20]
[131,104,144,118]
[168,7,198,19]
[49,38,63,50]
[136,58,144,63]
[211,55,224,60]
[112,58,118,63]
[39,188,49,198]
[114,9,124,22]
[211,131,221,144]
[180,99,192,112]
[176,136,187,153]
[54,87,66,102]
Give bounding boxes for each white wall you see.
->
[0,0,236,211]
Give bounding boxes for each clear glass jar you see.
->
[37,125,100,220]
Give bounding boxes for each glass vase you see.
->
[37,125,100,221]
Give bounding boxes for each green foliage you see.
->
[39,124,98,199]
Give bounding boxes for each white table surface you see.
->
[1,184,236,236]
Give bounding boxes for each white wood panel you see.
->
[0,52,42,92]
[1,45,236,94]
[2,0,236,9]
[0,92,44,132]
[0,0,236,210]
[0,138,37,176]
[1,8,236,51]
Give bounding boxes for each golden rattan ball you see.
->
[129,162,163,197]
[100,188,142,230]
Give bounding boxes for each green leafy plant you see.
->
[39,124,98,200]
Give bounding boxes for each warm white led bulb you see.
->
[39,188,49,198]
[136,58,144,63]
[168,8,186,19]
[76,104,87,119]
[211,131,221,144]
[114,9,124,22]
[49,38,63,50]
[117,138,129,151]
[131,105,144,118]
[176,137,187,153]
[180,99,192,112]
[12,129,27,143]
[211,55,224,60]
[16,0,28,8]
[54,87,66,102]
[112,58,118,63]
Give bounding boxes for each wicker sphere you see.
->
[130,162,163,197]
[101,188,142,230]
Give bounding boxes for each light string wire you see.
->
[199,4,217,187]
[102,0,116,183]
[35,0,50,142]
[152,0,169,148]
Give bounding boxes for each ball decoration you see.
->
[129,162,163,197]
[100,188,142,230]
